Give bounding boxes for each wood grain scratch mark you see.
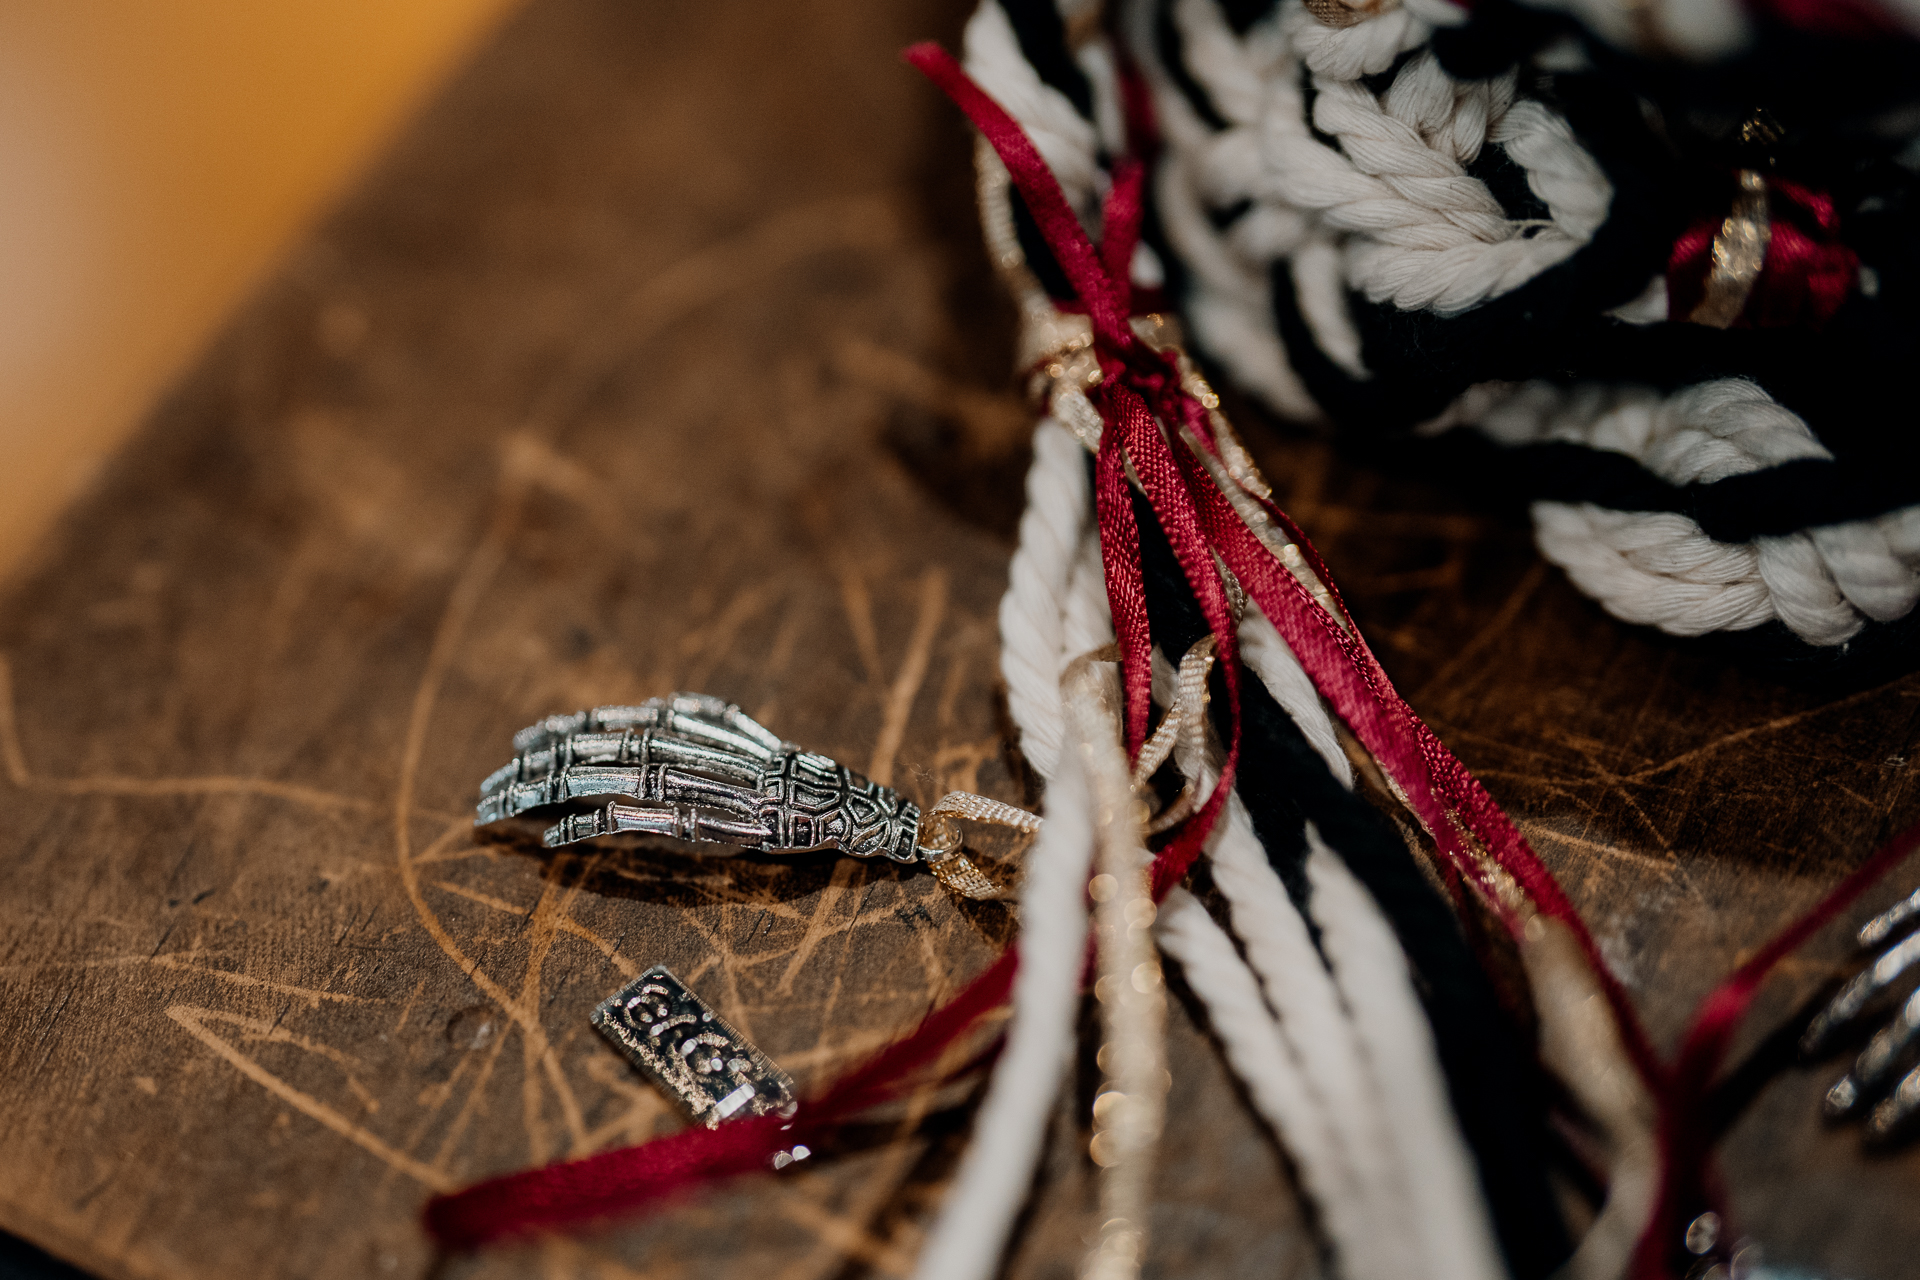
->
[1623,682,1917,783]
[0,653,29,785]
[383,452,588,1173]
[535,1236,664,1280]
[772,1057,947,1280]
[1520,825,1681,878]
[429,879,640,980]
[762,597,808,689]
[775,858,863,999]
[773,1186,915,1278]
[837,561,885,692]
[6,954,380,1006]
[932,738,1000,799]
[681,580,781,692]
[393,978,427,1033]
[1414,560,1546,704]
[427,1015,512,1174]
[1571,744,1673,854]
[831,335,1027,459]
[166,1005,452,1190]
[579,1053,676,1153]
[516,865,589,1160]
[0,652,472,822]
[933,627,981,735]
[869,566,948,787]
[525,192,910,433]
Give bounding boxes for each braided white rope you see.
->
[1139,0,1326,417]
[1124,0,1914,649]
[998,420,1093,780]
[1127,0,1609,418]
[947,415,1464,1277]
[1444,378,1920,644]
[1154,884,1402,1272]
[910,712,1098,1280]
[1306,824,1507,1280]
[1202,802,1425,1280]
[1152,597,1499,1280]
[916,418,1096,1280]
[1062,519,1117,659]
[964,0,1104,219]
[1161,0,1611,321]
[1194,618,1503,1280]
[931,9,1503,1274]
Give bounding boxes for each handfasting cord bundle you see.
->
[1119,0,1919,684]
[420,4,1920,1277]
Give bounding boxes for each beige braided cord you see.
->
[919,791,1044,900]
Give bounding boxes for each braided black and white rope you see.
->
[1122,0,1920,679]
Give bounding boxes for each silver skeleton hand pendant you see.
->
[1804,884,1920,1142]
[477,692,927,861]
[474,692,1036,900]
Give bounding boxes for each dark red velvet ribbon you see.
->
[423,47,1918,1267]
[1631,817,1920,1277]
[1667,173,1861,329]
[425,948,1019,1248]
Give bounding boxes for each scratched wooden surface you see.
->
[0,1,1916,1278]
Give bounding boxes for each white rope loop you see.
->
[1444,377,1920,644]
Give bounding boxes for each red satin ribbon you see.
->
[1667,172,1861,329]
[423,46,1917,1267]
[1633,817,1920,1277]
[426,949,1019,1247]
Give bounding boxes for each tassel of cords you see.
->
[1130,480,1576,1278]
[919,103,1506,1268]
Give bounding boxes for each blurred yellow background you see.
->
[0,0,520,583]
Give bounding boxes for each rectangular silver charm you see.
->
[589,966,796,1127]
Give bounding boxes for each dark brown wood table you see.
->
[1,2,1915,1277]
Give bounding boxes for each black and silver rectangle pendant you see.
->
[589,966,796,1127]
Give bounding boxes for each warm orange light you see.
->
[0,0,521,581]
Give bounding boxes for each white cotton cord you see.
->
[1238,600,1352,786]
[1153,885,1405,1280]
[1304,824,1507,1280]
[1135,0,1324,420]
[1156,148,1326,419]
[1125,0,1614,427]
[1072,36,1130,161]
[1062,520,1116,659]
[1291,232,1369,380]
[1448,377,1920,644]
[1289,3,1433,79]
[930,20,1131,1271]
[1152,643,1447,1280]
[910,729,1098,1280]
[1224,0,1602,312]
[999,420,1093,781]
[1205,799,1425,1280]
[963,0,1104,220]
[1321,82,1609,314]
[1531,502,1789,636]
